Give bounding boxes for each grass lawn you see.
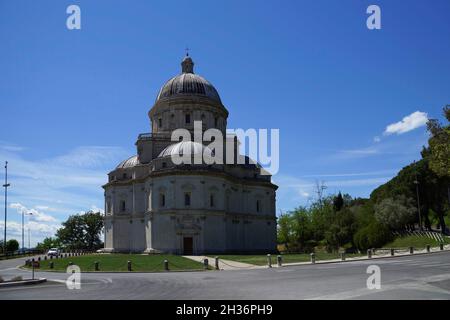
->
[24,254,205,272]
[384,235,450,249]
[211,252,364,266]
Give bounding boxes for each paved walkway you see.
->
[183,255,262,270]
[184,244,450,270]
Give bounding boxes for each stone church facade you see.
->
[103,55,277,254]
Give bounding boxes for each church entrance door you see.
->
[183,237,193,255]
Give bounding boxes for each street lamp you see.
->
[2,161,10,254]
[22,212,33,251]
[413,161,422,231]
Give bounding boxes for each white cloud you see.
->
[331,146,380,160]
[51,146,127,168]
[0,143,128,245]
[384,111,428,135]
[373,136,381,143]
[0,220,59,247]
[299,191,310,198]
[10,203,58,223]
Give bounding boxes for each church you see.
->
[102,55,277,254]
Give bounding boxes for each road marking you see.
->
[0,267,18,272]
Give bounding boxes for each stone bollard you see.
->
[277,255,282,267]
[203,258,209,270]
[164,259,169,271]
[127,260,132,271]
[215,257,219,270]
[426,245,431,253]
[95,261,99,271]
[440,243,444,251]
[310,253,316,264]
[340,252,345,261]
[367,249,372,259]
[409,246,414,254]
[44,256,47,261]
[49,261,54,269]
[267,254,272,268]
[391,248,395,256]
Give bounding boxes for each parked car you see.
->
[47,248,60,256]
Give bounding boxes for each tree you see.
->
[36,237,61,251]
[6,239,19,252]
[277,213,292,248]
[325,207,356,251]
[333,192,344,212]
[374,195,417,230]
[291,207,313,251]
[83,211,104,250]
[56,211,104,250]
[424,105,450,234]
[353,221,392,251]
[427,105,450,177]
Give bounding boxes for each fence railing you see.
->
[0,249,44,260]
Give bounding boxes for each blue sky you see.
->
[1,0,449,246]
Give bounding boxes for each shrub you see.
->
[354,222,393,251]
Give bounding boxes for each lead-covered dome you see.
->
[158,141,211,158]
[116,155,139,169]
[155,55,221,103]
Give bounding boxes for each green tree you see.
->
[83,211,104,250]
[56,211,104,250]
[427,105,450,177]
[310,196,334,241]
[291,207,313,251]
[374,195,417,230]
[6,239,19,252]
[423,105,450,234]
[353,221,392,251]
[36,237,61,251]
[333,192,344,212]
[277,213,292,248]
[325,207,356,251]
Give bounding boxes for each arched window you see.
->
[184,192,191,206]
[210,194,215,207]
[159,193,166,207]
[120,200,126,212]
[256,199,261,213]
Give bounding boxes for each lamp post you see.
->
[3,161,10,254]
[413,161,422,231]
[22,212,33,251]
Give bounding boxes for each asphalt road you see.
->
[1,252,450,300]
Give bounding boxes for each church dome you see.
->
[155,55,221,103]
[158,141,211,158]
[116,155,139,169]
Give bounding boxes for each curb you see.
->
[275,248,450,268]
[17,267,208,274]
[0,278,47,288]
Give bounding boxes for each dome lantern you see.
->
[181,54,194,74]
